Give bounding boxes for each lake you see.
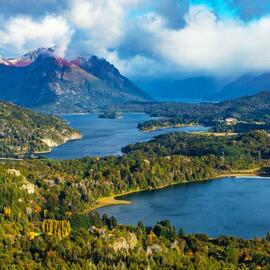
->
[97,177,270,239]
[44,113,208,159]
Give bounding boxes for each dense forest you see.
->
[2,197,270,269]
[210,122,270,133]
[1,130,270,268]
[0,102,81,157]
[122,131,270,160]
[138,117,197,131]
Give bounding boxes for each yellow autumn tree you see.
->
[42,219,71,239]
[3,207,11,218]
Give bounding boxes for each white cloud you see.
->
[105,50,166,77]
[68,0,141,55]
[136,5,270,75]
[68,2,270,77]
[66,0,176,77]
[0,15,73,57]
[1,2,270,77]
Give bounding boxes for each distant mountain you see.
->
[164,76,219,100]
[210,73,270,101]
[154,72,270,102]
[0,101,81,157]
[0,48,152,113]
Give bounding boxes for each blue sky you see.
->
[0,0,270,78]
[191,0,270,20]
[191,0,237,18]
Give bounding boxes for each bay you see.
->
[97,177,270,239]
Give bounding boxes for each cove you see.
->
[44,113,207,159]
[97,177,270,239]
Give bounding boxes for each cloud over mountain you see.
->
[1,0,270,78]
[0,15,73,57]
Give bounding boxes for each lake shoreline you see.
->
[89,169,265,212]
[35,132,83,155]
[12,131,83,158]
[140,123,197,132]
[44,113,208,159]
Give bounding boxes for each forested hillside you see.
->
[0,101,81,157]
[122,131,270,159]
[1,130,270,268]
[103,91,270,123]
[105,91,270,130]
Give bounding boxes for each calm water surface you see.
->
[97,177,270,239]
[44,114,270,239]
[45,113,207,159]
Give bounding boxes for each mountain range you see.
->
[0,48,152,113]
[2,47,270,108]
[212,73,270,100]
[156,73,270,102]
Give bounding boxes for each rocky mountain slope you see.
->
[0,101,81,157]
[0,48,152,113]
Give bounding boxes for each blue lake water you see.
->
[43,113,270,239]
[97,177,270,239]
[44,113,208,159]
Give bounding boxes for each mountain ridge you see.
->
[0,48,152,113]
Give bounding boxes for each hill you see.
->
[104,91,270,121]
[0,48,152,113]
[1,94,270,268]
[0,101,81,157]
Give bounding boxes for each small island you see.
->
[98,111,122,119]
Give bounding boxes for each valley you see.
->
[1,90,270,268]
[2,0,270,267]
